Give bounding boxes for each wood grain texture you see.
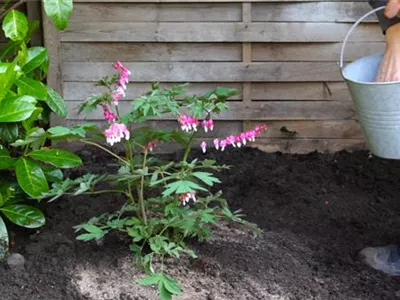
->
[251,82,350,101]
[62,62,343,82]
[60,22,383,42]
[252,2,376,22]
[70,3,242,22]
[252,42,385,62]
[61,43,242,62]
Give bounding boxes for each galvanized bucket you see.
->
[340,6,400,159]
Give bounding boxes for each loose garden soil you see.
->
[2,146,400,300]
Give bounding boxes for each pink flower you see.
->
[178,115,200,132]
[219,139,227,151]
[179,192,196,205]
[213,138,220,150]
[104,122,130,146]
[102,105,117,122]
[112,86,126,105]
[113,61,131,75]
[145,141,156,152]
[200,141,207,153]
[202,119,214,133]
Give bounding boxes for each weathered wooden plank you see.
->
[244,120,362,139]
[252,42,385,62]
[61,43,242,62]
[60,22,383,43]
[62,62,344,82]
[250,138,365,154]
[252,2,377,22]
[70,3,242,22]
[251,82,350,101]
[65,101,355,121]
[63,82,243,101]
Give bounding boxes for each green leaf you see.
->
[0,204,45,228]
[10,127,46,149]
[0,96,36,122]
[0,148,15,169]
[0,41,20,61]
[138,274,162,286]
[0,216,8,259]
[41,165,63,182]
[0,61,18,101]
[22,107,43,131]
[16,77,47,99]
[162,274,182,295]
[15,158,49,198]
[76,224,105,241]
[44,86,67,118]
[28,149,82,168]
[158,282,172,300]
[43,0,73,30]
[192,172,221,186]
[2,10,28,42]
[0,123,19,143]
[22,47,48,74]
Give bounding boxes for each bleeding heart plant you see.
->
[43,61,265,300]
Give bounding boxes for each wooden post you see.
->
[242,2,252,132]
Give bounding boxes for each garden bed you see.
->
[2,147,400,300]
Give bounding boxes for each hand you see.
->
[376,18,400,82]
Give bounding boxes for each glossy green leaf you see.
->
[22,47,48,74]
[2,10,28,42]
[1,204,45,228]
[44,86,67,118]
[0,123,19,143]
[0,216,8,259]
[28,149,82,168]
[22,107,43,131]
[41,165,63,182]
[0,96,36,122]
[0,61,18,101]
[15,158,49,198]
[16,77,47,99]
[0,41,20,61]
[43,0,73,30]
[0,148,15,169]
[192,172,221,186]
[10,128,46,149]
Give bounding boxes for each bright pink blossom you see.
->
[202,119,214,133]
[219,139,227,151]
[178,115,200,132]
[111,61,131,105]
[200,141,207,153]
[213,138,220,150]
[179,192,196,205]
[102,105,117,122]
[104,122,130,146]
[113,61,131,76]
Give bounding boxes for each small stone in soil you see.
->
[7,253,25,269]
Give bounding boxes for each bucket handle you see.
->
[339,6,385,69]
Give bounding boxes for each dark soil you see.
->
[2,146,400,300]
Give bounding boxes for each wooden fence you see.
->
[42,0,386,153]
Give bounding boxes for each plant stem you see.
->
[80,140,130,166]
[182,131,196,162]
[125,140,135,204]
[138,150,148,226]
[65,190,128,196]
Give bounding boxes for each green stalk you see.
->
[182,131,196,162]
[138,149,148,225]
[125,140,135,204]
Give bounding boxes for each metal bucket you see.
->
[340,6,400,159]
